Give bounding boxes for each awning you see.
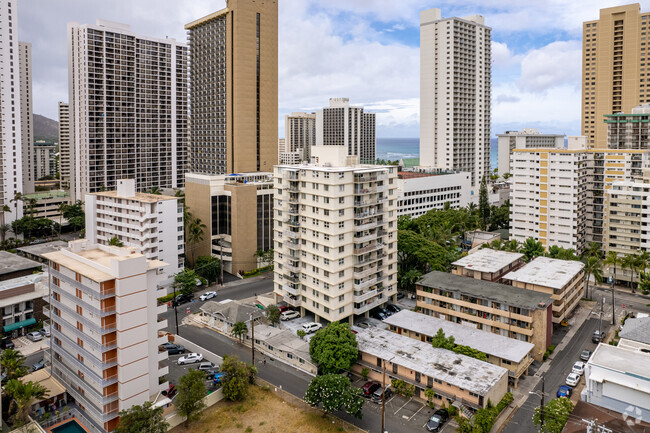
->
[3,317,36,333]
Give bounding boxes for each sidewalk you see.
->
[593,282,650,301]
[13,336,49,356]
[215,272,273,290]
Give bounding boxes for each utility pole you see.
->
[250,312,255,365]
[611,285,616,326]
[173,284,179,336]
[381,360,386,433]
[599,297,604,338]
[219,236,224,287]
[540,377,545,427]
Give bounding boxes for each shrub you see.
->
[548,344,556,353]
[157,293,175,304]
[390,378,415,398]
[361,368,369,381]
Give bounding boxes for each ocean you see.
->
[377,137,498,170]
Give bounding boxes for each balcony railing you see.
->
[354,276,381,291]
[53,366,119,423]
[353,289,379,303]
[284,261,300,273]
[284,230,299,239]
[283,284,300,296]
[51,269,115,299]
[354,265,377,279]
[353,298,385,315]
[51,327,117,369]
[284,296,302,307]
[354,242,385,255]
[45,296,116,335]
[52,340,118,388]
[356,253,385,266]
[54,285,116,317]
[355,221,377,230]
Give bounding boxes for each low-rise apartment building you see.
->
[43,240,169,432]
[452,248,524,282]
[416,271,553,361]
[503,257,584,325]
[384,310,534,387]
[352,327,508,411]
[0,251,42,281]
[396,170,471,218]
[0,273,48,337]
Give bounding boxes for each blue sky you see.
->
[18,0,650,139]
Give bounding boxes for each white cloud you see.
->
[517,40,581,93]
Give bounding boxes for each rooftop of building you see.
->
[589,343,650,381]
[200,299,264,324]
[185,7,229,29]
[619,317,650,346]
[90,190,177,204]
[254,324,311,363]
[502,257,584,290]
[355,327,507,396]
[399,158,420,168]
[398,171,436,179]
[22,190,70,200]
[452,248,524,273]
[418,271,553,310]
[20,369,66,405]
[383,310,534,363]
[0,252,42,276]
[17,241,68,259]
[562,401,650,433]
[497,129,564,137]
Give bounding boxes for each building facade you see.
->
[451,248,525,283]
[184,172,274,274]
[0,273,48,337]
[273,146,398,324]
[185,0,278,175]
[282,112,316,164]
[396,170,471,218]
[85,179,184,285]
[496,129,564,178]
[43,240,169,432]
[582,4,650,148]
[19,41,33,194]
[416,271,553,361]
[0,0,24,224]
[605,104,650,149]
[58,102,70,190]
[67,20,188,200]
[316,98,376,163]
[34,142,57,180]
[420,8,491,190]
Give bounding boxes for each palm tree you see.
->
[231,321,248,343]
[0,204,10,227]
[57,202,68,237]
[0,223,10,244]
[148,186,162,195]
[5,379,49,426]
[583,242,603,260]
[604,251,620,286]
[109,236,124,247]
[520,238,544,261]
[186,217,206,267]
[10,192,22,221]
[583,256,604,299]
[637,250,650,276]
[622,254,639,292]
[1,349,27,381]
[26,198,37,218]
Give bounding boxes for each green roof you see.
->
[400,158,420,168]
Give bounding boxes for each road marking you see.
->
[394,397,411,415]
[409,403,426,421]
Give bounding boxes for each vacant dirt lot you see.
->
[170,384,365,433]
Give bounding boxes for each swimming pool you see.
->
[48,418,90,433]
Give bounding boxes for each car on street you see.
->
[199,291,217,301]
[162,384,176,398]
[362,381,380,398]
[566,372,580,387]
[160,343,186,355]
[198,361,216,372]
[557,385,573,398]
[177,353,203,365]
[371,386,392,403]
[426,409,449,432]
[592,330,604,343]
[302,322,323,334]
[280,310,300,321]
[205,367,221,380]
[39,327,50,338]
[371,310,388,321]
[32,359,45,372]
[572,361,585,376]
[386,304,401,314]
[0,338,14,349]
[26,331,43,342]
[580,350,591,362]
[172,293,193,307]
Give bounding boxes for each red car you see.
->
[278,305,289,313]
[362,381,380,397]
[162,384,176,398]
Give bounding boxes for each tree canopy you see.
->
[304,374,365,419]
[309,322,358,375]
[114,401,168,433]
[533,397,573,433]
[195,255,221,285]
[173,269,203,295]
[220,355,257,401]
[265,304,281,326]
[176,369,206,426]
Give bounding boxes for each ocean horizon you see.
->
[377,137,498,170]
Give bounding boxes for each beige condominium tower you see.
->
[185,0,278,175]
[582,4,650,148]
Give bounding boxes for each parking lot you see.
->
[162,351,221,398]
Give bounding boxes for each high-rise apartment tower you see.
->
[58,102,70,190]
[420,8,491,189]
[67,20,188,200]
[185,0,278,174]
[582,4,650,148]
[282,112,315,163]
[19,41,33,194]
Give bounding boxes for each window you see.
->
[339,222,345,228]
[376,357,382,367]
[393,363,398,374]
[339,294,345,301]
[339,246,345,253]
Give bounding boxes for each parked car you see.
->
[592,330,604,343]
[572,361,585,376]
[39,327,50,338]
[356,321,370,329]
[566,372,580,387]
[26,331,43,342]
[198,361,216,372]
[278,305,289,313]
[280,310,300,321]
[302,322,323,334]
[557,385,572,398]
[380,308,393,317]
[396,292,405,300]
[386,304,401,314]
[32,359,45,372]
[362,381,380,397]
[580,349,591,362]
[371,386,392,403]
[172,293,193,307]
[205,367,221,380]
[199,291,217,301]
[371,310,388,321]
[177,353,203,365]
[0,338,14,349]
[426,409,449,432]
[213,373,225,385]
[160,343,186,355]
[162,384,176,398]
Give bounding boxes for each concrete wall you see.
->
[225,183,258,273]
[172,334,223,366]
[164,387,224,430]
[184,179,212,260]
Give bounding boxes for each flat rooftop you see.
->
[619,317,650,346]
[356,327,508,396]
[502,257,584,290]
[418,271,553,310]
[453,248,523,274]
[91,190,177,204]
[0,251,42,276]
[17,241,68,259]
[383,310,534,363]
[589,343,650,382]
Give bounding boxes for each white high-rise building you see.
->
[316,98,376,163]
[497,129,564,178]
[44,240,169,432]
[273,146,398,324]
[58,102,71,190]
[281,112,316,164]
[397,170,471,218]
[85,179,184,285]
[0,0,24,224]
[67,20,188,201]
[19,41,33,194]
[419,8,491,191]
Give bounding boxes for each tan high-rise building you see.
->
[582,4,650,148]
[186,0,278,175]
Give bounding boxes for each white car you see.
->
[177,353,203,365]
[572,361,585,376]
[26,331,43,342]
[566,372,580,387]
[302,322,323,334]
[200,291,217,301]
[280,310,300,321]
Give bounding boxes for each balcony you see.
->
[354,265,377,279]
[51,269,115,299]
[284,218,300,227]
[354,277,379,291]
[159,362,169,377]
[353,298,385,315]
[354,242,385,255]
[54,285,116,317]
[355,232,377,243]
[51,327,117,369]
[288,206,300,215]
[353,289,379,303]
[284,230,299,239]
[52,340,118,387]
[355,221,377,230]
[283,171,299,180]
[50,316,116,353]
[284,261,300,273]
[285,296,302,307]
[283,284,300,296]
[357,253,385,265]
[53,365,119,422]
[46,296,115,335]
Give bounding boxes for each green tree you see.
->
[604,251,620,285]
[478,176,491,230]
[186,217,206,267]
[309,322,358,374]
[583,256,603,299]
[5,379,49,426]
[431,328,455,351]
[520,237,544,261]
[56,202,67,237]
[0,223,11,244]
[622,253,638,291]
[390,378,415,397]
[424,387,436,408]
[1,349,27,381]
[220,355,257,401]
[489,201,510,231]
[638,272,650,295]
[533,397,573,433]
[296,329,306,340]
[114,401,168,433]
[0,204,11,229]
[583,242,603,260]
[109,236,124,247]
[176,369,206,426]
[304,374,364,419]
[195,255,221,285]
[62,200,85,232]
[231,321,248,343]
[147,187,162,195]
[254,249,274,267]
[173,269,203,295]
[10,192,23,221]
[452,345,487,361]
[265,304,281,326]
[398,269,422,293]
